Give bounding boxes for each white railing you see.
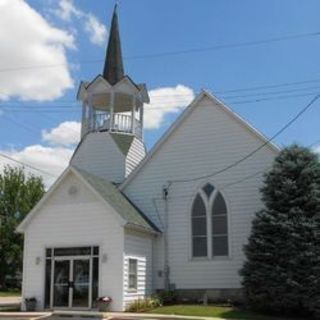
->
[86,112,142,139]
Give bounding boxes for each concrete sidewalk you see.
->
[0,297,21,307]
[0,310,228,320]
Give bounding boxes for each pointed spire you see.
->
[103,5,124,85]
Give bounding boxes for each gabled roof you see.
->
[120,90,280,190]
[17,166,159,234]
[76,168,158,232]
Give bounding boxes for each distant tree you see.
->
[0,166,45,289]
[240,145,320,317]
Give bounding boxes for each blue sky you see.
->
[0,0,320,184]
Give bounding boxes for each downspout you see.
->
[162,183,170,291]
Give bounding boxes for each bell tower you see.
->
[71,6,149,183]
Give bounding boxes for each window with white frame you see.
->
[128,259,138,291]
[191,183,229,258]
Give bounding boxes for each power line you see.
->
[168,94,320,184]
[1,90,320,113]
[2,80,320,112]
[229,91,319,105]
[0,153,57,177]
[218,138,320,190]
[2,77,320,107]
[0,31,319,73]
[0,101,318,186]
[153,138,320,202]
[214,78,320,94]
[221,85,320,100]
[126,31,320,60]
[1,88,320,112]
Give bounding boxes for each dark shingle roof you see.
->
[74,167,158,233]
[110,133,134,155]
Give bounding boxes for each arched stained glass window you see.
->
[191,184,229,258]
[212,192,228,256]
[191,194,207,257]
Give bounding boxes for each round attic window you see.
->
[68,185,78,196]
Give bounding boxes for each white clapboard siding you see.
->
[123,94,277,290]
[126,138,146,177]
[123,230,153,309]
[22,171,124,311]
[71,132,126,183]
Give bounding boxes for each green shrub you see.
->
[157,290,178,305]
[126,296,161,312]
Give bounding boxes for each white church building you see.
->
[17,6,278,311]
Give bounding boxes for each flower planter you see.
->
[25,298,37,311]
[97,296,112,312]
[97,301,111,312]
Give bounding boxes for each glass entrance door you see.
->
[72,259,90,308]
[53,260,70,307]
[52,258,90,309]
[45,246,99,310]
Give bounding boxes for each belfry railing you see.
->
[85,112,142,139]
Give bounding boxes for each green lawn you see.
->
[0,290,21,297]
[148,305,300,320]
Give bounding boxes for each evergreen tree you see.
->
[0,166,45,289]
[240,145,320,317]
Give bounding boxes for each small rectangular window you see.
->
[54,247,91,256]
[128,259,138,291]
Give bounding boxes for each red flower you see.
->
[97,296,112,303]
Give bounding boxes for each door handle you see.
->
[68,281,74,289]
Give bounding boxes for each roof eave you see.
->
[124,222,160,235]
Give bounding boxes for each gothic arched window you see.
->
[191,183,229,258]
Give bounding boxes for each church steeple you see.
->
[103,5,124,85]
[74,4,150,182]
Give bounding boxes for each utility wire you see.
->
[0,31,319,73]
[2,89,320,113]
[2,77,320,107]
[168,94,320,184]
[126,31,320,60]
[0,98,319,186]
[0,153,57,177]
[206,138,320,191]
[153,138,320,202]
[215,78,320,94]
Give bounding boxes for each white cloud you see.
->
[42,121,80,146]
[54,0,107,46]
[0,0,74,101]
[55,0,81,21]
[0,145,73,188]
[85,14,108,46]
[144,85,195,129]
